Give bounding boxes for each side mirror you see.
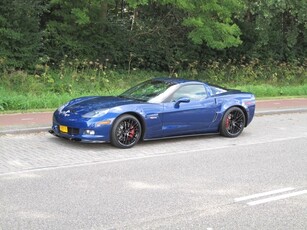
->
[174,97,190,108]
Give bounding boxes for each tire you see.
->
[111,114,142,148]
[220,107,246,138]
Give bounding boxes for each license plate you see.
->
[59,125,68,133]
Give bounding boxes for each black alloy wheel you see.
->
[220,107,246,137]
[111,114,142,148]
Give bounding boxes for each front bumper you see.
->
[49,128,107,143]
[50,114,112,143]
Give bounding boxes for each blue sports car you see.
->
[50,78,255,148]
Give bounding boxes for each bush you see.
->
[0,0,46,71]
[0,59,306,111]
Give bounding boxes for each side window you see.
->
[171,85,207,101]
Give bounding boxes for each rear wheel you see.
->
[111,114,142,148]
[220,107,245,138]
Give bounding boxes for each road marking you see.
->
[234,187,295,202]
[247,190,307,206]
[235,188,307,206]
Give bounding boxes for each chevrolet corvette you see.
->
[49,78,255,148]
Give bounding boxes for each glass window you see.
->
[120,80,174,102]
[209,85,227,95]
[171,85,207,101]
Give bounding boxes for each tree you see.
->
[0,0,46,70]
[127,0,244,49]
[238,0,307,61]
[43,0,131,65]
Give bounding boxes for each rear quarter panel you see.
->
[213,92,256,127]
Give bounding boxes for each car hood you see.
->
[63,96,141,115]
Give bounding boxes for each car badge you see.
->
[63,110,71,117]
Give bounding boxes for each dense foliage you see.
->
[0,0,306,72]
[1,64,307,111]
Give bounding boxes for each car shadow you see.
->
[46,131,250,151]
[139,133,220,147]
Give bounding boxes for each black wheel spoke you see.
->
[115,118,140,147]
[226,109,244,135]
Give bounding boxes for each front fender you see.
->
[107,103,164,140]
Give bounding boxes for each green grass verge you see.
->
[234,84,307,98]
[1,83,307,113]
[1,67,306,112]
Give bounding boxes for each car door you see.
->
[161,84,217,137]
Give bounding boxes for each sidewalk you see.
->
[255,98,307,115]
[0,98,307,134]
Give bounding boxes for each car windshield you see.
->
[120,80,174,102]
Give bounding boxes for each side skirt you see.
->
[143,132,220,142]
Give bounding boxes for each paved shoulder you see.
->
[0,112,52,134]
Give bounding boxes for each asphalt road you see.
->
[0,113,307,229]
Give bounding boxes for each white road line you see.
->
[247,190,307,206]
[234,187,295,202]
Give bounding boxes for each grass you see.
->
[1,82,307,113]
[234,85,307,98]
[0,59,306,112]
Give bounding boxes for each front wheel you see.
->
[220,107,246,138]
[111,114,142,148]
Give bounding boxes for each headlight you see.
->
[82,109,109,118]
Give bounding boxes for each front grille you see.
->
[68,127,79,135]
[59,126,80,135]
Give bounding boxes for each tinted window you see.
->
[210,85,227,95]
[171,85,207,101]
[120,80,174,102]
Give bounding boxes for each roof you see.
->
[153,77,203,84]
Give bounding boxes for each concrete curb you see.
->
[0,108,307,135]
[255,108,307,116]
[0,127,50,136]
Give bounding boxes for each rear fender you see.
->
[221,101,254,127]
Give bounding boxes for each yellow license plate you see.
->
[59,125,68,133]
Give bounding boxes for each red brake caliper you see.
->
[128,126,135,140]
[225,115,231,129]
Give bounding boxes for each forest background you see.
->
[0,0,306,111]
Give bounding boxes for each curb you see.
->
[255,108,307,116]
[0,127,50,136]
[0,108,307,135]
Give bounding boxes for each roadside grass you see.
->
[1,83,307,113]
[0,61,306,112]
[234,85,307,98]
